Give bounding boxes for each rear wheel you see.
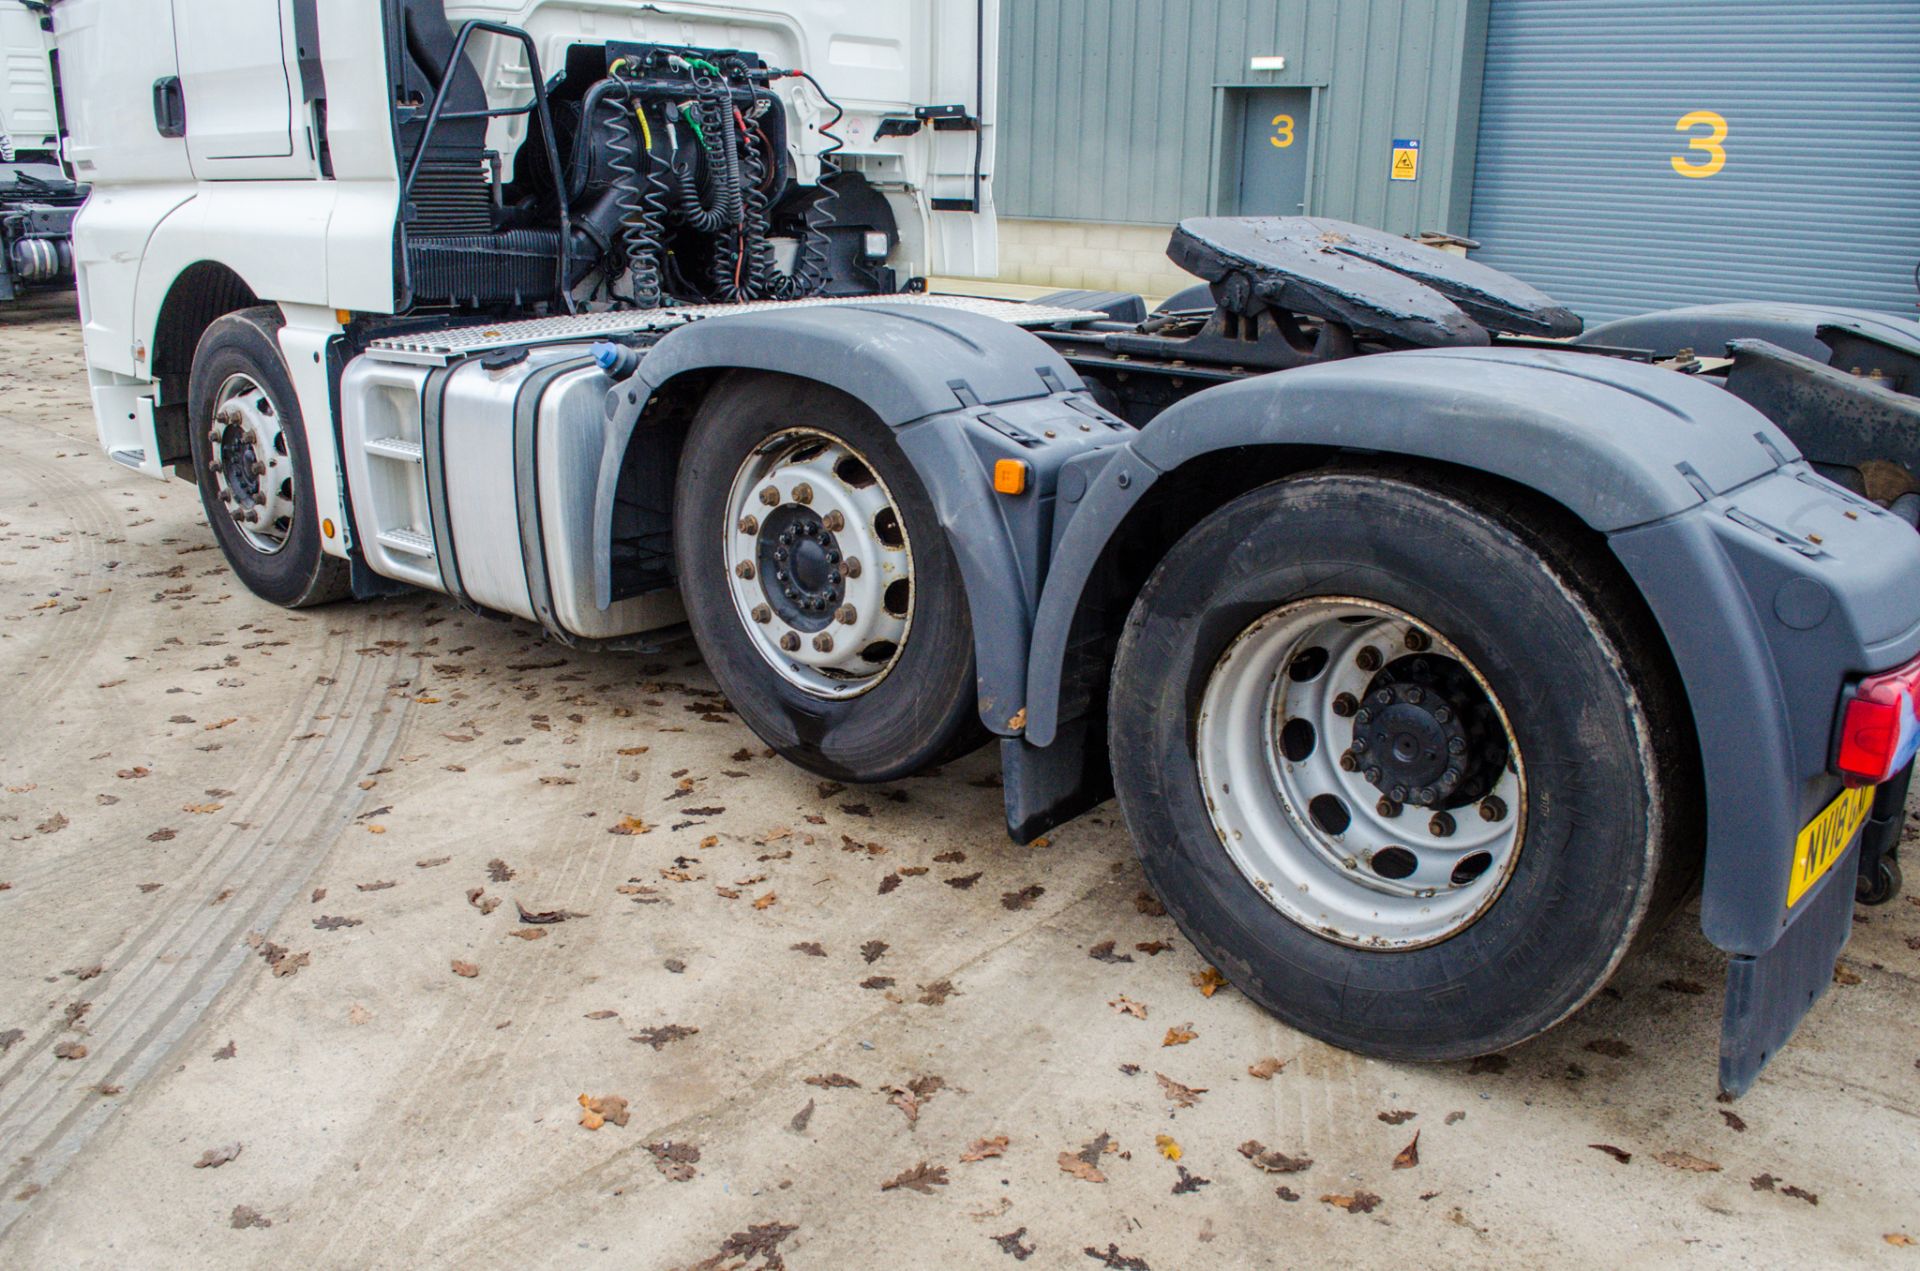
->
[187,306,348,608]
[673,373,984,781]
[1110,469,1694,1061]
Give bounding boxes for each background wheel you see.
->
[1856,854,1902,906]
[187,306,349,608]
[673,372,984,781]
[1110,468,1697,1061]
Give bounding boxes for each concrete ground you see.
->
[1,291,1917,1271]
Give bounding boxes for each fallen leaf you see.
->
[1886,1234,1915,1247]
[578,1092,630,1130]
[962,1135,1010,1163]
[1321,1191,1382,1214]
[1172,1165,1210,1195]
[1393,1131,1421,1170]
[584,1010,618,1020]
[466,888,500,915]
[212,1040,236,1061]
[805,1073,861,1089]
[313,915,361,931]
[881,1162,948,1194]
[487,858,515,882]
[1109,995,1147,1019]
[1134,891,1167,917]
[1653,1149,1721,1173]
[861,940,889,963]
[52,1041,87,1060]
[356,880,396,892]
[416,856,451,869]
[230,1205,272,1230]
[992,1227,1036,1260]
[1378,1109,1416,1125]
[1058,1132,1115,1183]
[1833,962,1862,986]
[608,815,652,836]
[1000,884,1044,910]
[1135,940,1172,955]
[1191,966,1227,997]
[632,1023,699,1050]
[507,928,547,941]
[917,980,957,1006]
[1155,1134,1182,1161]
[514,901,581,924]
[1590,1143,1632,1165]
[194,1143,243,1169]
[1238,1140,1312,1174]
[1161,1023,1196,1047]
[1247,1056,1286,1080]
[791,941,826,957]
[1088,940,1133,964]
[788,1097,816,1133]
[348,1004,372,1025]
[451,960,479,978]
[752,892,778,910]
[36,813,69,834]
[878,872,902,894]
[1155,1073,1206,1108]
[1083,1242,1150,1269]
[861,975,895,990]
[1720,1109,1747,1132]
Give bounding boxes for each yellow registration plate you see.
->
[1788,784,1874,907]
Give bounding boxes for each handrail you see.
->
[399,19,574,313]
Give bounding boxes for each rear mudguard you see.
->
[1577,301,1920,367]
[593,301,1133,736]
[1027,346,1920,961]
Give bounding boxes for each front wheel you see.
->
[1110,469,1696,1061]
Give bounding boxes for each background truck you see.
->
[0,0,83,303]
[45,0,1920,1095]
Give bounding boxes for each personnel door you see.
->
[1225,87,1312,216]
[170,0,313,178]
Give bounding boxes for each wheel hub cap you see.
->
[1195,597,1527,949]
[724,428,913,699]
[207,373,295,555]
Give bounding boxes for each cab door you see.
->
[171,0,314,178]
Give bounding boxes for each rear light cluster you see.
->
[1836,655,1920,786]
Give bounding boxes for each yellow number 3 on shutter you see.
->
[1270,115,1295,148]
[1671,110,1728,178]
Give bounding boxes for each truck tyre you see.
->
[1109,468,1695,1061]
[187,306,349,608]
[673,372,984,782]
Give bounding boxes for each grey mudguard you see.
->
[1025,345,1920,956]
[593,301,1131,733]
[1578,302,1920,363]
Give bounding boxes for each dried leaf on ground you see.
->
[1247,1056,1286,1080]
[1084,1243,1151,1270]
[1378,1109,1416,1125]
[1590,1143,1632,1164]
[450,960,479,978]
[577,1092,630,1130]
[52,1041,87,1060]
[917,980,957,1006]
[608,815,652,836]
[507,928,547,941]
[194,1143,243,1169]
[1653,1149,1721,1173]
[646,1141,700,1181]
[230,1205,272,1230]
[881,1161,948,1194]
[992,1227,1036,1260]
[632,1023,699,1050]
[313,915,361,931]
[962,1135,1010,1162]
[945,872,983,890]
[1000,884,1044,910]
[1087,940,1133,964]
[416,856,451,869]
[1058,1132,1115,1183]
[1190,966,1227,997]
[1321,1191,1382,1214]
[878,872,902,894]
[1155,1073,1206,1108]
[1171,1165,1210,1194]
[212,1040,236,1061]
[514,901,582,924]
[1109,995,1147,1019]
[1720,1109,1747,1132]
[1393,1131,1421,1170]
[1154,1134,1181,1161]
[791,941,827,957]
[465,888,500,915]
[1133,891,1167,917]
[861,939,889,963]
[752,892,778,910]
[805,1072,860,1089]
[789,1098,815,1133]
[1238,1140,1312,1174]
[1161,1023,1196,1047]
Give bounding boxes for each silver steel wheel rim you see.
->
[208,373,296,555]
[1195,596,1527,950]
[723,427,913,699]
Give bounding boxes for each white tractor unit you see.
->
[41,0,1920,1094]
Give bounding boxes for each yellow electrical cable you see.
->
[635,102,654,151]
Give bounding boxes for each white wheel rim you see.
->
[722,428,913,699]
[208,373,296,555]
[1195,597,1527,950]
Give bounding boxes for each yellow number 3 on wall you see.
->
[1270,114,1295,148]
[1671,110,1728,178]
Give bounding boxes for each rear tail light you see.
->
[1836,655,1920,786]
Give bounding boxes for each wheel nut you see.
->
[822,509,845,532]
[737,514,758,535]
[1349,735,1369,753]
[1356,646,1382,672]
[779,631,801,652]
[1390,784,1408,803]
[1338,751,1359,772]
[1332,692,1358,717]
[1447,736,1466,755]
[1364,765,1383,785]
[812,633,835,653]
[1405,629,1431,651]
[1429,811,1455,837]
[1354,708,1372,726]
[1377,797,1401,818]
[750,604,772,624]
[835,603,857,625]
[1405,686,1424,704]
[760,485,780,507]
[1417,786,1437,805]
[1433,706,1451,724]
[735,561,755,580]
[793,482,814,505]
[842,557,862,579]
[1479,796,1507,822]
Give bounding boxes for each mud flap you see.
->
[1001,716,1111,844]
[1717,842,1856,1098]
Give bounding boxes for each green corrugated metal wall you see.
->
[996,0,1488,234]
